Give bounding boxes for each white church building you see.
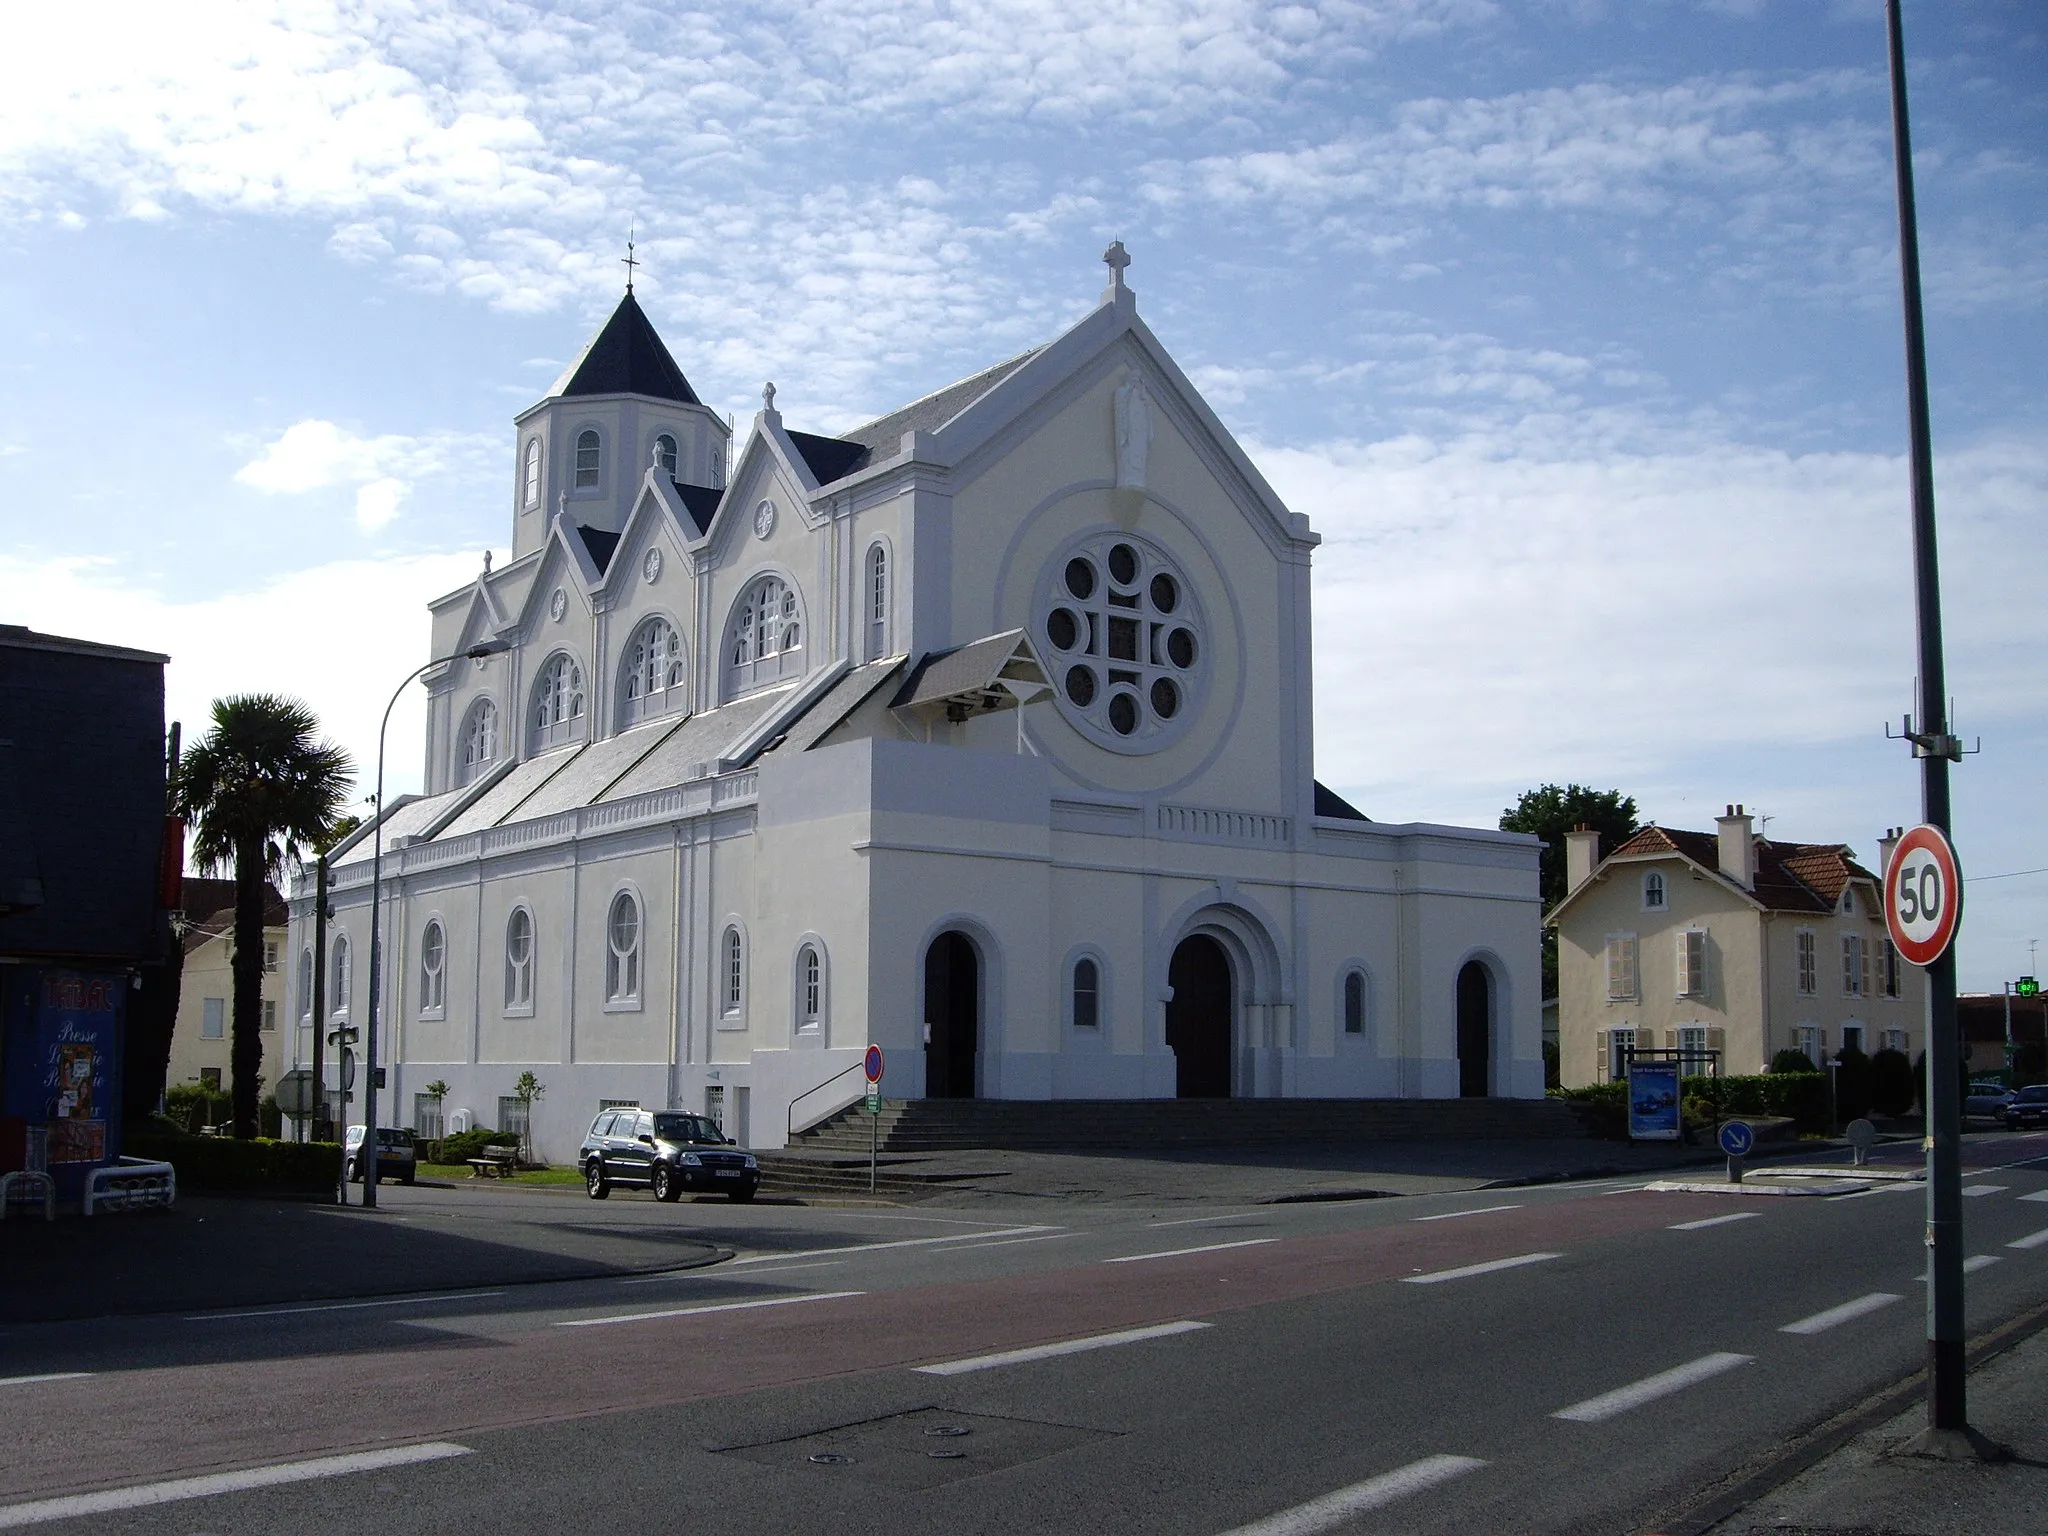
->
[288,247,1543,1160]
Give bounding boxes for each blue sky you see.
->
[2,0,2042,991]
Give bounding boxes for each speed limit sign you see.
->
[1885,823,1962,967]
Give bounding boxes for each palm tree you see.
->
[176,696,352,1139]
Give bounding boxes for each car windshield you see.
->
[378,1128,414,1146]
[653,1113,724,1144]
[2020,1087,2048,1102]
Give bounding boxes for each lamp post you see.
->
[360,639,509,1209]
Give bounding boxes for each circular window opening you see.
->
[1107,692,1139,735]
[1046,608,1079,651]
[1065,666,1097,707]
[1150,677,1179,719]
[1065,559,1096,600]
[1108,544,1139,585]
[1149,573,1178,613]
[1037,531,1207,754]
[1167,627,1197,669]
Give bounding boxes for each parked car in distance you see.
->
[581,1109,759,1202]
[1963,1082,2016,1124]
[2003,1084,2048,1131]
[343,1125,417,1185]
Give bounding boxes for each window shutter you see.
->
[1597,1029,1610,1081]
[1662,1027,1677,1048]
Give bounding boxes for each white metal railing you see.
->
[83,1157,176,1215]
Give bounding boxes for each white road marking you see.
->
[2020,1190,2048,1203]
[1598,1184,1654,1195]
[940,1232,1078,1254]
[2006,1227,2048,1250]
[1840,1182,1923,1199]
[1103,1238,1276,1265]
[1412,1204,1523,1222]
[1215,1454,1488,1535]
[189,1291,506,1322]
[1962,1185,2008,1197]
[729,1227,1055,1265]
[556,1290,864,1328]
[0,1443,472,1530]
[1402,1252,1560,1285]
[1552,1353,1753,1422]
[0,1374,91,1388]
[914,1320,1212,1376]
[620,1260,845,1284]
[1146,1211,1262,1228]
[1779,1293,1904,1335]
[1669,1212,1761,1231]
[1916,1256,2000,1281]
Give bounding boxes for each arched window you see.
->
[419,919,446,1015]
[725,575,805,697]
[460,697,499,785]
[1642,871,1666,911]
[607,892,641,1004]
[522,438,542,509]
[530,654,586,752]
[654,433,678,474]
[796,943,823,1032]
[1343,969,1367,1035]
[1072,956,1100,1029]
[505,908,534,1011]
[298,947,313,1023]
[866,544,889,660]
[619,617,686,728]
[574,429,601,489]
[722,927,744,1015]
[330,934,351,1017]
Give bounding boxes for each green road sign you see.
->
[864,1092,882,1115]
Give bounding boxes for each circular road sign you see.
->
[1718,1120,1755,1158]
[1885,823,1963,968]
[864,1044,884,1083]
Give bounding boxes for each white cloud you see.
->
[353,477,409,532]
[234,419,487,533]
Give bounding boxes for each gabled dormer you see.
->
[509,289,730,561]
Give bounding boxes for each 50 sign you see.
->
[1884,823,1963,968]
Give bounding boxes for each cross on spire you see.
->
[1102,238,1131,302]
[622,221,639,294]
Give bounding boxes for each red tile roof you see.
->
[1604,825,1879,915]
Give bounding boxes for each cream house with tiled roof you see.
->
[1550,807,1924,1087]
[168,879,290,1105]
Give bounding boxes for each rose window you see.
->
[1037,533,1203,752]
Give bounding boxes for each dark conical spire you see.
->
[547,291,700,405]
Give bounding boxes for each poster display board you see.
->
[1627,1059,1683,1143]
[2,967,125,1200]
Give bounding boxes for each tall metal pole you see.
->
[311,855,335,1197]
[1884,0,1971,1449]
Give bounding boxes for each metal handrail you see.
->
[787,1061,869,1141]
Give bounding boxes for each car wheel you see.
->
[728,1186,757,1203]
[400,1172,416,1186]
[651,1165,681,1203]
[344,1158,358,1183]
[585,1160,610,1200]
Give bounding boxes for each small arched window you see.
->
[420,919,446,1015]
[522,438,542,509]
[530,654,586,752]
[505,908,534,1011]
[798,944,822,1030]
[722,927,745,1015]
[866,544,889,660]
[1643,871,1666,911]
[607,892,641,1004]
[574,429,601,489]
[460,698,499,785]
[298,947,314,1023]
[654,433,678,475]
[725,575,805,697]
[1072,957,1100,1029]
[1343,969,1367,1035]
[619,617,686,728]
[330,934,351,1017]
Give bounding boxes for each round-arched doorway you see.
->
[924,931,979,1098]
[1457,960,1492,1098]
[1166,934,1234,1098]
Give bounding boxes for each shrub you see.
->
[1870,1048,1915,1117]
[1541,1039,1561,1091]
[126,1133,341,1193]
[165,1082,232,1134]
[1833,1047,1872,1123]
[1770,1049,1817,1075]
[1684,1072,1831,1133]
[439,1128,519,1165]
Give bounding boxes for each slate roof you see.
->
[890,630,1049,713]
[179,881,287,954]
[1603,824,1879,915]
[575,525,621,572]
[1313,782,1370,822]
[547,292,700,405]
[835,349,1041,460]
[670,479,721,535]
[785,429,871,487]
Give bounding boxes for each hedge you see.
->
[126,1133,341,1193]
[439,1128,520,1165]
[1551,1071,1831,1137]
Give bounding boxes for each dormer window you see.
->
[620,617,686,727]
[575,429,601,489]
[725,575,805,697]
[522,439,542,509]
[654,433,678,475]
[1642,871,1666,911]
[531,653,587,751]
[459,697,499,785]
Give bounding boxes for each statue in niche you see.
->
[1114,372,1152,491]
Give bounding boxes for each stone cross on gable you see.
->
[1102,239,1131,301]
[762,381,777,413]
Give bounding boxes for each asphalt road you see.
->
[5,1132,2047,1535]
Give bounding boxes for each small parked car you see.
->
[1963,1082,2016,1124]
[2003,1085,2048,1131]
[581,1108,759,1202]
[343,1125,417,1185]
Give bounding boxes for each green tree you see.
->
[176,696,352,1140]
[1500,783,1640,999]
[512,1071,546,1163]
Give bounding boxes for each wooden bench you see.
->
[467,1146,519,1178]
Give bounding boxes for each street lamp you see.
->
[359,638,510,1209]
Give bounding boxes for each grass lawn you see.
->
[418,1162,584,1186]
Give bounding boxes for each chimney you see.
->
[1565,824,1602,894]
[1876,825,1903,880]
[1716,804,1755,889]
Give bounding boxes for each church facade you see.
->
[287,250,1543,1160]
